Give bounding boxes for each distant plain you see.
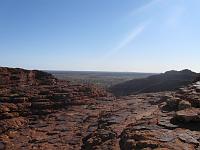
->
[48,71,155,88]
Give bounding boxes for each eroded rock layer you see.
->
[0,67,113,149]
[0,67,200,150]
[119,81,200,150]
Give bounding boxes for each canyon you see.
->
[0,67,199,150]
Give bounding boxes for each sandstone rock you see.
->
[0,117,28,134]
[0,103,18,113]
[119,82,200,150]
[175,108,200,123]
[191,98,200,108]
[82,129,117,149]
[178,133,199,145]
[0,67,199,149]
[0,67,114,149]
[120,124,199,150]
[166,98,180,109]
[178,100,191,110]
[0,105,10,113]
[0,112,19,119]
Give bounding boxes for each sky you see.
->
[0,0,200,73]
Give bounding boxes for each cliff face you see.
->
[0,67,113,149]
[0,67,199,150]
[110,69,199,96]
[0,67,56,85]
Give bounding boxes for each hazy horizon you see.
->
[1,0,200,72]
[1,65,199,74]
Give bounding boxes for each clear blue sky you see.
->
[0,0,200,73]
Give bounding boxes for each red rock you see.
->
[178,100,191,110]
[0,67,199,149]
[175,108,200,122]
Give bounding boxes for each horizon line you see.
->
[45,69,158,74]
[1,66,199,74]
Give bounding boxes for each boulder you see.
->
[178,100,191,110]
[82,129,117,149]
[166,98,180,109]
[175,108,200,123]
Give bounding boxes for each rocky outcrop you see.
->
[0,67,114,149]
[110,69,199,96]
[119,80,200,150]
[120,124,200,150]
[0,67,200,149]
[178,100,192,110]
[175,108,200,123]
[0,67,56,86]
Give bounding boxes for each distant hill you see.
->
[195,75,200,82]
[109,69,200,96]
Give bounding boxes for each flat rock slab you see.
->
[175,108,200,123]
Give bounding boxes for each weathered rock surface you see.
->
[0,67,200,150]
[0,67,113,149]
[119,80,200,150]
[175,108,200,123]
[178,100,191,110]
